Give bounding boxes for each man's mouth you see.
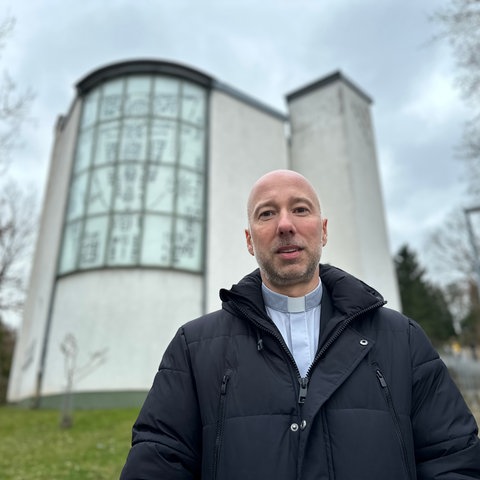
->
[277,245,302,254]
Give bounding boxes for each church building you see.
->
[8,59,400,407]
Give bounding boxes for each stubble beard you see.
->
[256,248,321,289]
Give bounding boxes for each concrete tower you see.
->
[8,61,399,408]
[287,72,400,306]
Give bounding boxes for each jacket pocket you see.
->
[212,369,232,480]
[374,366,414,480]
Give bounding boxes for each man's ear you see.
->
[245,229,255,256]
[322,218,328,246]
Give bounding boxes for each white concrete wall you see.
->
[205,90,288,312]
[288,82,359,271]
[341,84,400,309]
[288,78,401,310]
[8,102,81,402]
[41,269,202,394]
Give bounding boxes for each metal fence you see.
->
[442,354,480,420]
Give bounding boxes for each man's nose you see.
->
[277,211,296,235]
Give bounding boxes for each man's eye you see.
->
[294,207,309,215]
[259,210,274,219]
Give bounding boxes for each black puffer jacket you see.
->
[121,265,480,479]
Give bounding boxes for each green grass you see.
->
[1,402,479,479]
[0,406,140,480]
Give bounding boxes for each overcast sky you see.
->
[3,0,473,270]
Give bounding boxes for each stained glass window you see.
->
[58,74,207,274]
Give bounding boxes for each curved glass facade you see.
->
[58,74,207,274]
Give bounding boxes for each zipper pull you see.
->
[376,369,387,388]
[221,372,230,394]
[298,377,309,404]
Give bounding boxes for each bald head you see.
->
[247,170,321,222]
[245,169,327,296]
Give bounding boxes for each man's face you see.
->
[245,171,328,296]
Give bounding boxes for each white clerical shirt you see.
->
[262,282,322,378]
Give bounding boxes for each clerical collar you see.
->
[262,281,323,313]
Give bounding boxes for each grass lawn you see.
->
[0,406,139,480]
[1,402,479,479]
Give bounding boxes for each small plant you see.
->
[60,333,107,428]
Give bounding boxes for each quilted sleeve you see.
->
[120,328,201,479]
[409,320,480,479]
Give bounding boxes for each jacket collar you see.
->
[220,264,385,332]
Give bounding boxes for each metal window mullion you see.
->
[170,80,183,268]
[200,86,210,310]
[74,90,103,271]
[104,78,128,267]
[199,88,209,274]
[137,75,154,267]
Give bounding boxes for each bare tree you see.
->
[0,180,37,325]
[0,15,37,407]
[426,209,480,345]
[0,15,34,172]
[0,316,15,403]
[426,211,478,280]
[0,13,37,326]
[59,333,108,429]
[432,0,480,199]
[459,121,480,199]
[433,0,480,100]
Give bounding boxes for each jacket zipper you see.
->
[375,368,413,480]
[233,300,384,405]
[213,369,231,480]
[232,302,303,393]
[298,301,384,403]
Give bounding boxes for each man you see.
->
[121,170,480,479]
